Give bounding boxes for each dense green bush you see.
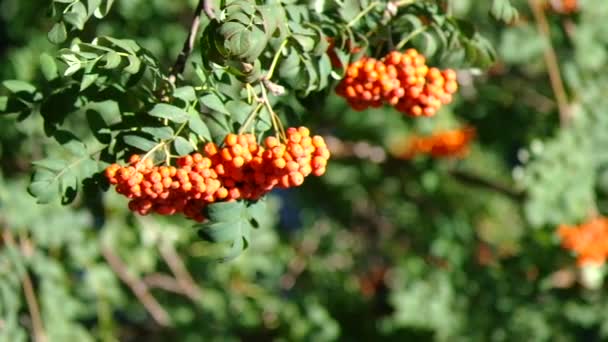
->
[2,0,608,340]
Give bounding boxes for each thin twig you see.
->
[159,241,202,301]
[2,231,47,342]
[168,0,206,85]
[143,273,186,295]
[101,245,171,326]
[203,0,216,20]
[528,0,571,126]
[448,169,525,200]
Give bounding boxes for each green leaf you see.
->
[199,221,243,243]
[141,126,174,140]
[39,53,59,81]
[206,201,246,222]
[226,100,253,125]
[148,103,190,123]
[80,73,99,91]
[123,135,157,151]
[48,22,67,44]
[0,96,7,112]
[63,2,88,30]
[86,100,120,125]
[246,200,267,228]
[200,93,229,115]
[28,169,61,204]
[188,112,212,141]
[93,0,115,18]
[86,0,102,15]
[2,80,36,94]
[173,136,194,156]
[124,55,141,74]
[103,52,121,69]
[279,47,301,79]
[174,86,196,102]
[32,159,67,172]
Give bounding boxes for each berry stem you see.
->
[238,102,264,134]
[260,84,286,141]
[266,38,289,80]
[141,121,188,163]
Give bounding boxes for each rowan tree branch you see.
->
[448,169,525,200]
[168,0,207,85]
[2,230,47,342]
[143,273,185,295]
[159,241,202,301]
[528,0,571,126]
[101,245,171,326]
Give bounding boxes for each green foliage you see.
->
[3,0,608,341]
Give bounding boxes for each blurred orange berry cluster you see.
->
[558,217,608,266]
[547,0,578,14]
[335,49,458,117]
[105,127,330,221]
[391,126,476,159]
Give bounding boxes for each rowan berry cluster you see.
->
[105,128,330,221]
[390,126,475,159]
[335,49,458,117]
[558,217,608,266]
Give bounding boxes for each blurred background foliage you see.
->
[2,0,608,341]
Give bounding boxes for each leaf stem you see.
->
[141,121,189,163]
[266,39,289,80]
[347,1,381,28]
[395,26,427,50]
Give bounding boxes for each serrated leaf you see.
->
[188,113,212,141]
[80,73,99,91]
[63,2,88,30]
[28,169,60,204]
[246,200,267,228]
[279,47,301,79]
[226,100,254,125]
[206,201,246,222]
[124,55,141,74]
[103,52,121,69]
[32,158,67,172]
[198,221,243,243]
[123,135,157,151]
[48,22,67,44]
[86,0,102,15]
[2,80,36,94]
[87,100,120,125]
[40,53,59,81]
[93,0,114,18]
[200,93,229,115]
[65,143,88,159]
[64,63,82,76]
[148,103,189,123]
[173,136,194,156]
[174,86,196,102]
[0,96,7,112]
[102,37,140,54]
[141,126,174,140]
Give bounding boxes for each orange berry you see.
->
[225,133,238,147]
